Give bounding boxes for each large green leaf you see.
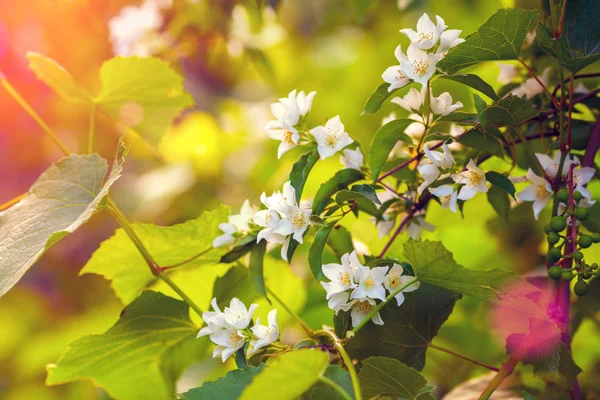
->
[301,365,353,400]
[309,222,337,280]
[312,169,364,215]
[249,240,267,298]
[95,56,194,145]
[212,265,259,309]
[485,171,516,198]
[80,205,229,304]
[438,74,499,100]
[0,142,127,297]
[239,350,330,400]
[26,52,92,104]
[343,282,461,370]
[180,365,265,400]
[358,357,436,400]
[487,186,511,224]
[369,118,414,181]
[47,291,205,400]
[404,240,539,309]
[480,95,539,127]
[438,8,539,74]
[456,127,504,158]
[290,149,320,203]
[362,83,398,115]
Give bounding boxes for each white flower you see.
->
[574,82,590,94]
[273,205,312,243]
[310,115,354,160]
[197,298,226,338]
[424,143,454,169]
[250,309,279,352]
[376,214,396,238]
[223,298,259,330]
[266,123,300,159]
[429,184,458,213]
[435,29,464,60]
[406,216,435,239]
[384,264,420,306]
[295,90,317,116]
[516,169,554,220]
[400,43,439,87]
[327,291,352,313]
[260,181,296,214]
[347,298,384,327]
[497,63,518,84]
[573,166,596,200]
[452,159,488,200]
[391,86,427,113]
[511,68,550,99]
[404,113,429,143]
[351,265,389,301]
[400,13,447,50]
[213,223,237,248]
[535,152,571,179]
[254,209,285,243]
[416,143,454,195]
[430,92,463,116]
[229,199,258,231]
[321,254,359,299]
[210,324,246,362]
[340,148,364,171]
[382,45,411,92]
[229,5,285,53]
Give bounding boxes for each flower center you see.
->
[412,59,429,77]
[536,184,551,200]
[283,130,295,145]
[388,274,400,289]
[338,271,352,286]
[356,300,373,313]
[469,171,482,186]
[418,32,434,44]
[292,212,306,229]
[396,69,407,82]
[363,277,376,290]
[265,327,275,336]
[325,133,338,147]
[227,332,242,347]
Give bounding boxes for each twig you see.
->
[518,58,560,109]
[429,344,500,372]
[266,287,313,336]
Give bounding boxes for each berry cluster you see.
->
[546,189,600,297]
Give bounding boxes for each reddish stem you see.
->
[518,58,560,109]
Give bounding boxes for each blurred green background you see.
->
[1,0,599,398]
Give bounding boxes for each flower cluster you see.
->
[517,153,595,219]
[320,251,419,327]
[265,90,354,160]
[198,298,279,362]
[382,13,464,90]
[213,200,258,248]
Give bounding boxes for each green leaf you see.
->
[404,240,539,308]
[487,186,511,224]
[473,93,488,115]
[362,83,398,115]
[505,319,561,375]
[344,282,460,370]
[480,95,539,127]
[328,225,355,258]
[0,141,127,297]
[457,127,504,157]
[438,111,478,123]
[302,365,353,400]
[335,190,381,218]
[309,222,337,280]
[26,52,92,104]
[290,149,320,203]
[582,201,600,233]
[80,205,229,304]
[369,118,415,181]
[239,350,330,400]
[180,365,265,400]
[358,357,436,400]
[212,265,259,310]
[312,169,365,215]
[95,56,194,145]
[558,343,583,388]
[47,291,205,400]
[437,8,540,74]
[350,184,381,205]
[438,74,499,100]
[249,240,268,298]
[485,171,516,198]
[220,236,258,264]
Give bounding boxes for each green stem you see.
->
[1,76,71,156]
[314,329,363,400]
[429,344,500,372]
[88,103,96,154]
[351,277,419,335]
[266,287,313,336]
[478,355,520,400]
[318,376,353,400]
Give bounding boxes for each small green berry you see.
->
[574,251,584,262]
[573,191,583,202]
[548,248,562,262]
[562,270,574,281]
[583,268,593,279]
[592,263,599,270]
[574,280,589,296]
[578,235,593,249]
[544,224,553,234]
[547,232,560,245]
[556,189,569,203]
[574,208,589,221]
[550,216,567,232]
[592,233,600,243]
[548,265,563,280]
